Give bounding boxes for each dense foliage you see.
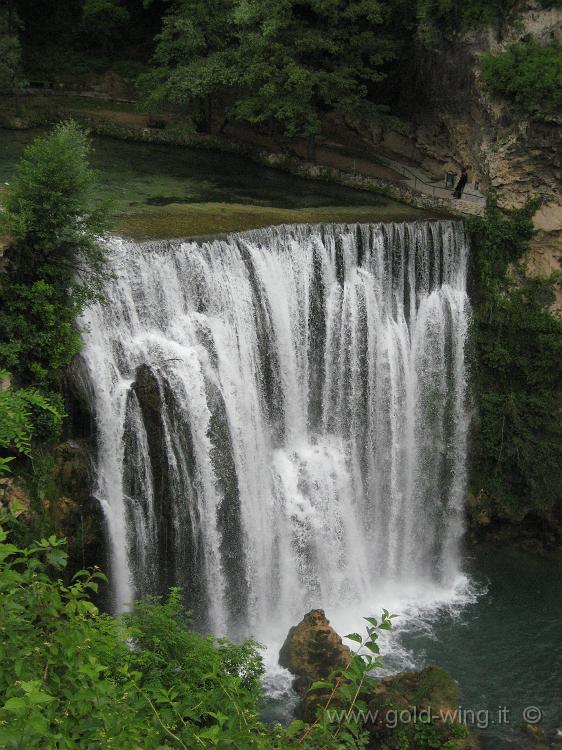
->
[481,43,562,119]
[82,0,130,53]
[5,0,561,147]
[468,197,562,530]
[0,504,402,749]
[0,370,63,476]
[139,0,238,133]
[140,0,398,156]
[233,0,396,159]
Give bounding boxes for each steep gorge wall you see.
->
[378,4,561,297]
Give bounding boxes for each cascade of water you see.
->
[79,221,470,639]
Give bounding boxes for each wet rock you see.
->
[51,441,107,580]
[64,354,96,439]
[279,609,351,695]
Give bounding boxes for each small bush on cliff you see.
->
[481,43,562,119]
[468,196,562,532]
[0,369,63,473]
[416,0,519,42]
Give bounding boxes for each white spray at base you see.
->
[79,221,471,651]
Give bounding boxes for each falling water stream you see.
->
[80,220,471,648]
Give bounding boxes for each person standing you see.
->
[453,167,468,199]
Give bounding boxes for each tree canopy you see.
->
[142,0,398,156]
[140,0,237,133]
[82,0,130,53]
[233,0,396,159]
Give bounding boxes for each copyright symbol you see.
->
[523,706,542,724]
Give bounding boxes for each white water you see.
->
[79,221,471,646]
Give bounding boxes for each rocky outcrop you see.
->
[51,441,107,578]
[64,354,97,439]
[279,609,351,695]
[0,441,106,594]
[280,612,479,748]
[0,476,31,515]
[516,722,562,749]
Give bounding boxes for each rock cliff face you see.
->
[440,6,560,287]
[370,4,562,301]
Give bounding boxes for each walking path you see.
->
[373,152,486,208]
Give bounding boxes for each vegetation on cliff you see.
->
[416,0,561,43]
[481,42,562,120]
[468,197,562,540]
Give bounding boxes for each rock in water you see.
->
[278,609,351,694]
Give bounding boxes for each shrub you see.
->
[0,369,64,473]
[0,504,398,749]
[481,43,562,118]
[0,509,271,749]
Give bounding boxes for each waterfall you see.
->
[79,220,470,638]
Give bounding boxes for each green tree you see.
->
[0,4,24,116]
[234,0,397,161]
[141,0,238,133]
[0,121,110,393]
[82,0,130,54]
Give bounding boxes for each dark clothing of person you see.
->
[453,171,468,199]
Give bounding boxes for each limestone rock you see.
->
[279,609,351,693]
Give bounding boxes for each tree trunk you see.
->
[13,89,21,118]
[307,133,317,163]
[11,70,21,118]
[206,95,214,134]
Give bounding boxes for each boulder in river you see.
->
[278,608,351,694]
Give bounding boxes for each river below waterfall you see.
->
[399,546,562,749]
